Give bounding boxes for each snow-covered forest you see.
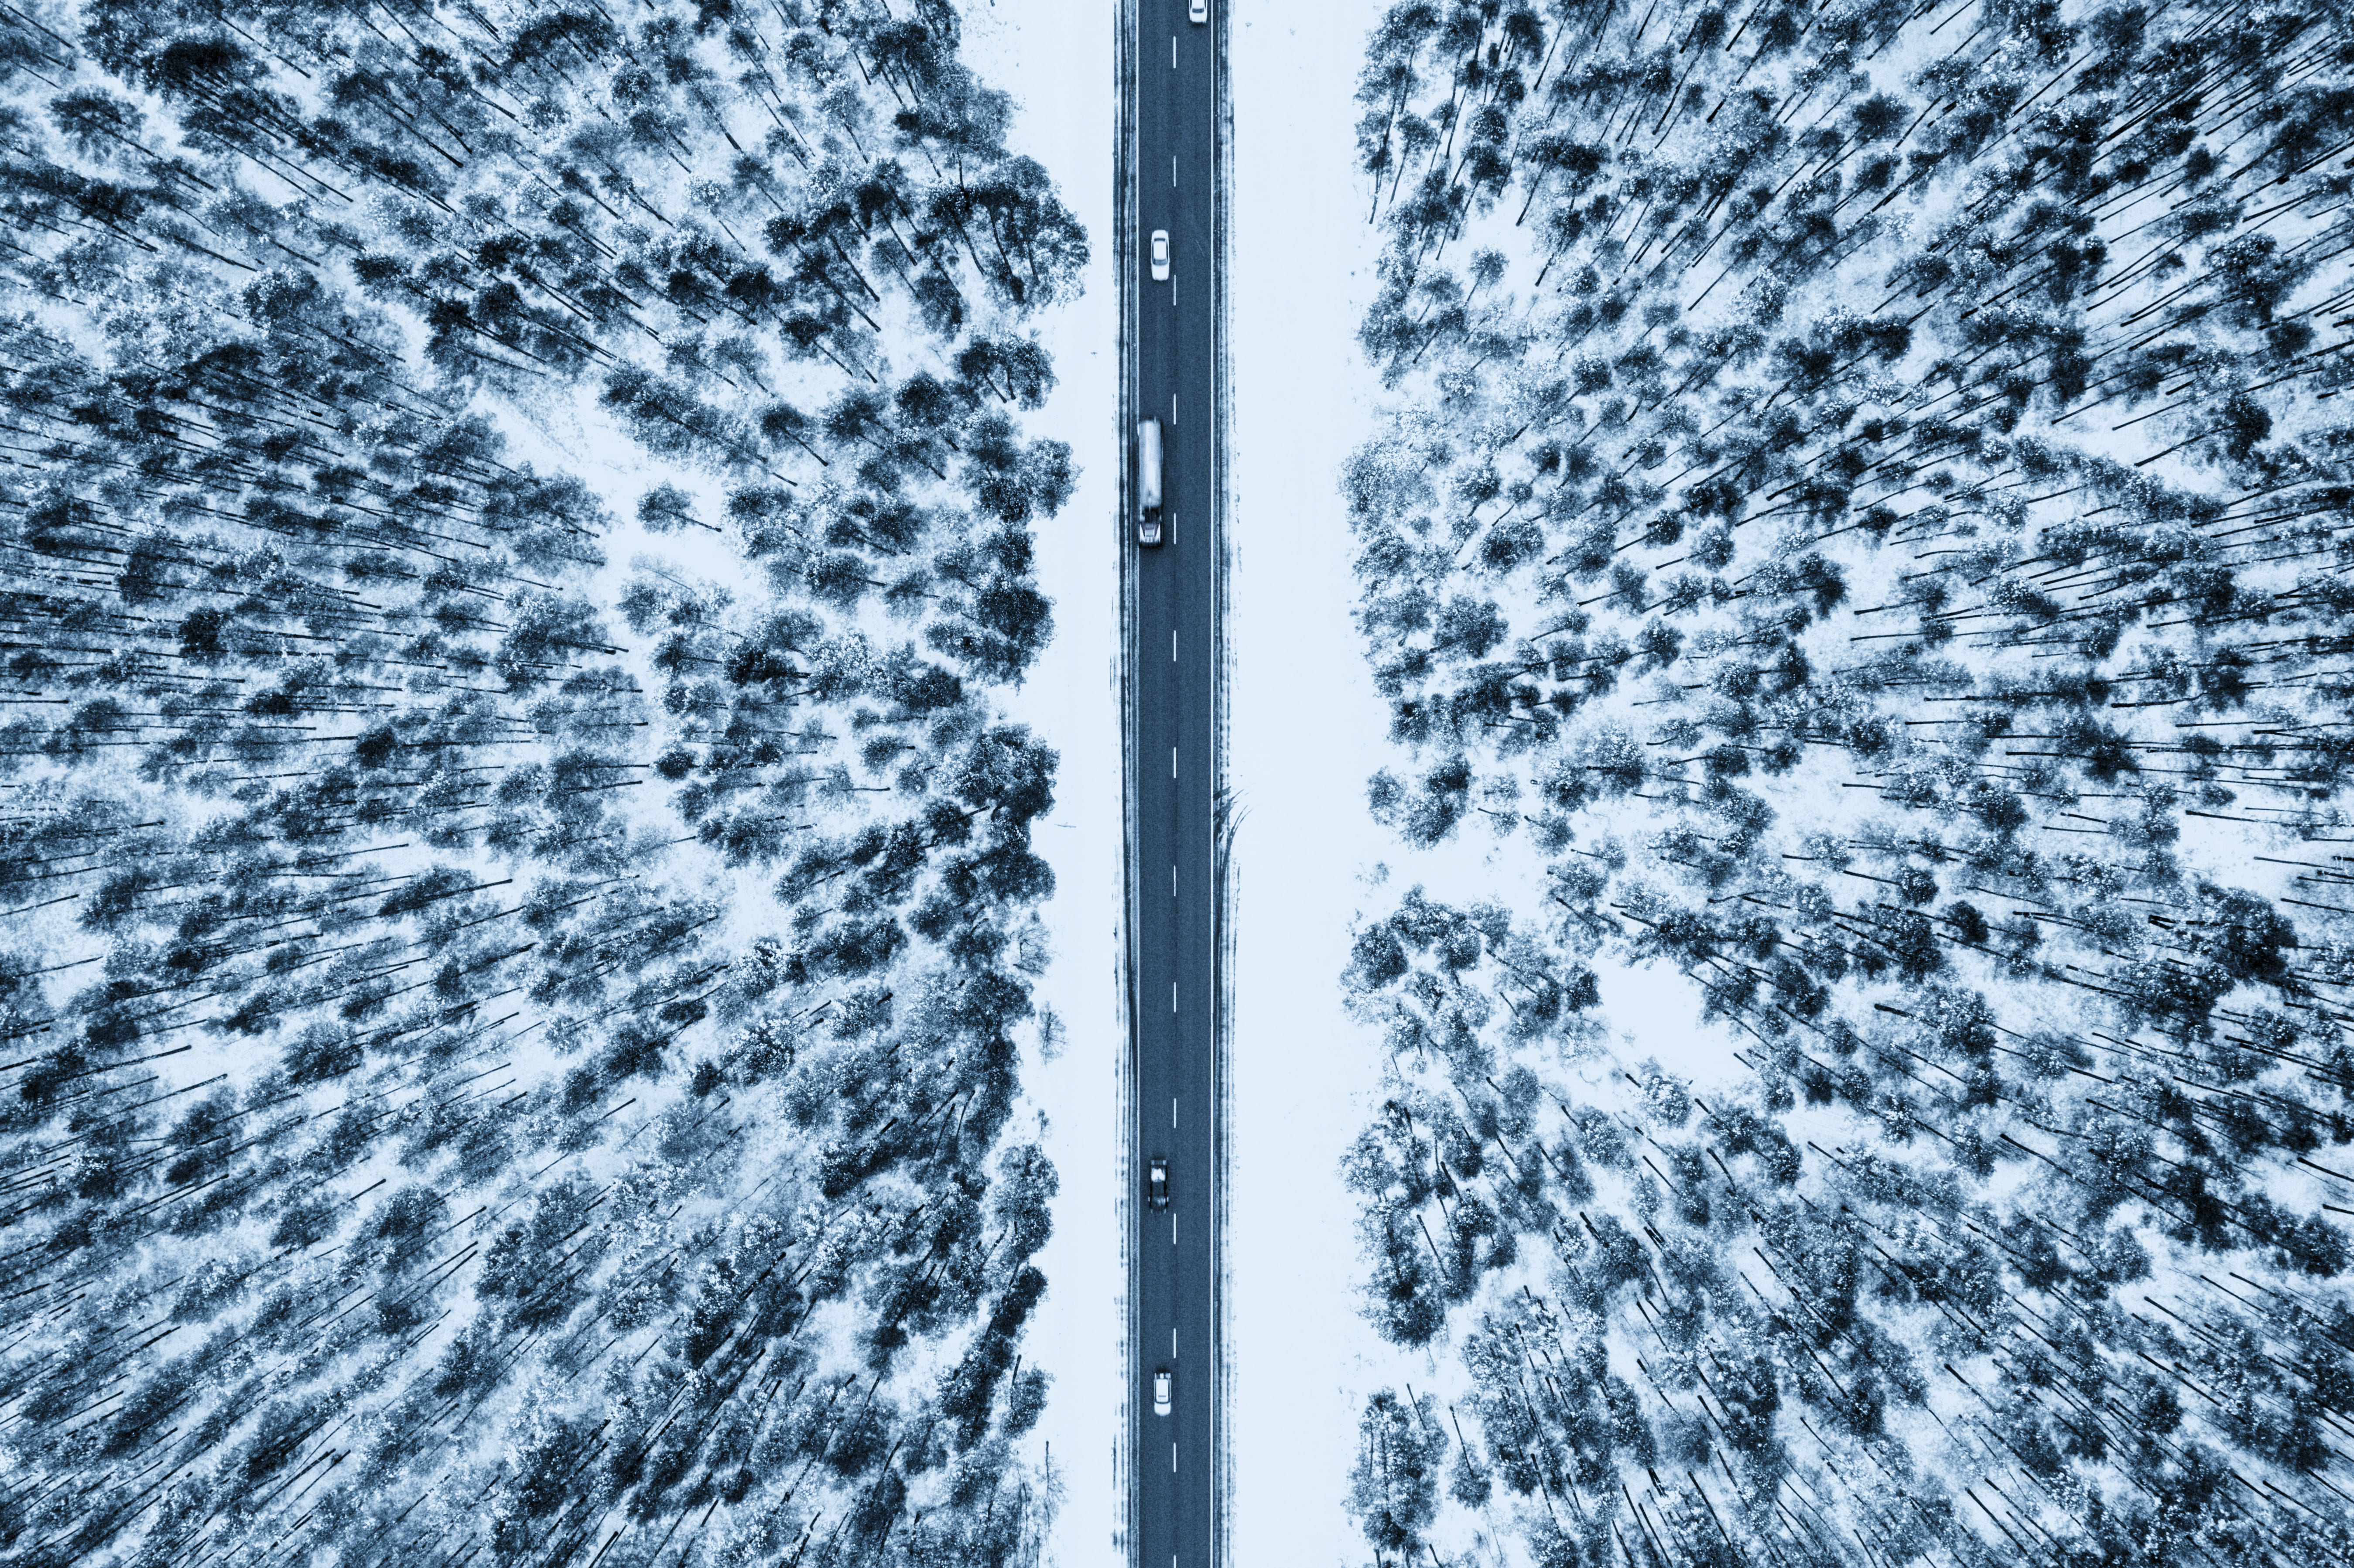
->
[1338,1,2354,1565]
[0,2,1084,1565]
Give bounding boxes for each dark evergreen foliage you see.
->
[0,1,1077,1564]
[1343,1,2354,1564]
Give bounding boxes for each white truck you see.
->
[1136,418,1164,546]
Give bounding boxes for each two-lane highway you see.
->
[1124,2,1222,1566]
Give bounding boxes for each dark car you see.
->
[1148,1155,1169,1209]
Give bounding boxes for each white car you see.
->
[1153,1368,1172,1416]
[1150,229,1170,283]
[1190,0,1207,21]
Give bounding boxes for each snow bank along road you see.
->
[1124,0,1223,1565]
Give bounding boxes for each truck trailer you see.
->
[1136,418,1163,546]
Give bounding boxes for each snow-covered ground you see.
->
[1228,4,1395,1550]
[534,9,1132,1552]
[959,4,1123,1562]
[1229,6,1753,1562]
[1228,4,1401,1558]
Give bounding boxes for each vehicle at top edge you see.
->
[1189,0,1207,22]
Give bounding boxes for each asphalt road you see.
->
[1126,2,1221,1566]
